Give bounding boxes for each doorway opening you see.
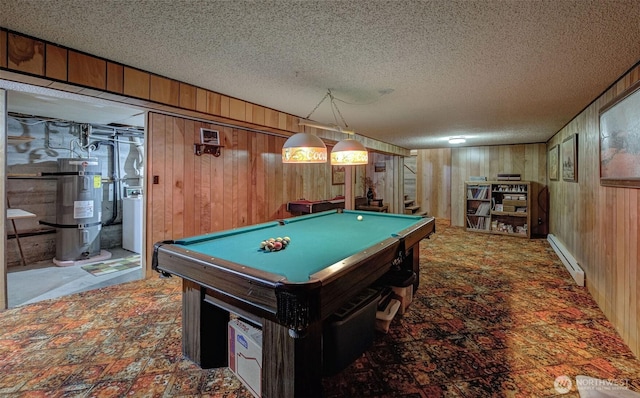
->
[4,85,146,307]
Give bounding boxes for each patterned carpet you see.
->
[1,220,639,397]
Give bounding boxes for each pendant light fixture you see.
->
[290,89,368,165]
[282,132,327,163]
[331,138,368,165]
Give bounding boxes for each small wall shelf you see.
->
[194,143,223,157]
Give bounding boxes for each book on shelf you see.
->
[467,185,489,200]
[466,215,489,230]
[475,202,491,215]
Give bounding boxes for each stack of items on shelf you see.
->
[467,215,489,230]
[494,184,528,193]
[502,193,527,213]
[470,202,491,215]
[491,221,528,235]
[496,173,521,181]
[466,200,490,229]
[467,185,489,199]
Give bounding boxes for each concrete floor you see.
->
[7,247,143,308]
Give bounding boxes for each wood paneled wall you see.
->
[413,144,546,226]
[548,64,640,357]
[416,148,452,219]
[364,153,405,214]
[146,113,389,272]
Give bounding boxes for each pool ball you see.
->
[357,215,363,221]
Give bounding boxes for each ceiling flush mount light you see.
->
[296,89,368,166]
[448,136,466,144]
[282,132,327,163]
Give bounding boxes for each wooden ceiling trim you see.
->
[0,28,409,156]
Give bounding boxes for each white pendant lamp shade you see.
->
[331,139,368,165]
[282,133,328,163]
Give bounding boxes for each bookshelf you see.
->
[464,181,531,238]
[465,183,491,232]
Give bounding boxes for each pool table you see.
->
[153,210,435,398]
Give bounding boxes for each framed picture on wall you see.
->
[200,128,220,145]
[548,144,559,181]
[562,134,578,182]
[562,134,577,182]
[599,80,640,188]
[332,165,345,185]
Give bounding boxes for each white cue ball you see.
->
[357,215,363,221]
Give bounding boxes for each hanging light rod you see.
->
[298,118,355,136]
[448,136,466,144]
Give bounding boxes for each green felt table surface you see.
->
[174,210,424,282]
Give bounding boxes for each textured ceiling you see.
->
[2,0,640,149]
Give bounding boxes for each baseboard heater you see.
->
[547,234,585,286]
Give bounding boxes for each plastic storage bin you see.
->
[375,298,401,333]
[376,270,417,315]
[323,287,380,375]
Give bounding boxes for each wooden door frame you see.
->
[1,89,8,309]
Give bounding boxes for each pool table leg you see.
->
[182,279,229,368]
[412,243,421,292]
[262,318,323,398]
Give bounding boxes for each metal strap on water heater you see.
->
[39,220,103,229]
[41,171,102,176]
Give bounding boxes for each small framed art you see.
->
[200,128,220,145]
[332,165,345,185]
[548,144,559,181]
[562,134,577,182]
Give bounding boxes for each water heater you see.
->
[54,158,103,262]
